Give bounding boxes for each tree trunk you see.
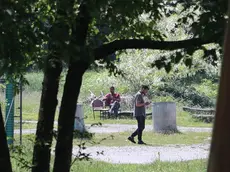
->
[53,1,90,171]
[53,61,88,172]
[0,105,13,172]
[32,56,62,172]
[207,1,230,171]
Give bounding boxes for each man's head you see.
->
[110,86,115,94]
[141,85,149,95]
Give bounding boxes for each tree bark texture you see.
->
[32,56,62,172]
[207,1,230,171]
[53,1,90,171]
[53,61,88,172]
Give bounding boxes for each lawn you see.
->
[11,153,208,172]
[70,159,208,172]
[72,131,211,147]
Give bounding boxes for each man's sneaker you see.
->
[138,140,146,145]
[128,137,136,144]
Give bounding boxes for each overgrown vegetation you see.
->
[22,48,219,110]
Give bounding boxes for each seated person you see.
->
[103,86,121,117]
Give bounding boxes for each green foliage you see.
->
[0,0,224,81]
[150,4,223,72]
[10,135,35,171]
[23,72,43,92]
[0,0,51,80]
[156,83,214,107]
[24,43,219,108]
[194,79,218,100]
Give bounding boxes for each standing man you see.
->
[103,86,121,117]
[128,85,150,144]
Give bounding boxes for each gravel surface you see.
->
[14,124,212,134]
[86,124,212,133]
[14,123,212,134]
[72,143,210,164]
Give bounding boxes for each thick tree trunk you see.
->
[0,105,12,172]
[32,56,62,172]
[53,61,88,172]
[207,1,230,171]
[53,1,90,171]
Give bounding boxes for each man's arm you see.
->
[116,94,121,102]
[135,95,145,107]
[135,95,150,107]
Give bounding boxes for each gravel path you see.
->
[86,124,212,133]
[72,143,210,164]
[15,121,212,134]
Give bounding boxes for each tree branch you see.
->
[94,37,218,60]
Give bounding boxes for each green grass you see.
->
[73,131,211,147]
[14,123,38,130]
[11,159,208,172]
[70,159,208,172]
[14,122,58,130]
[176,110,213,128]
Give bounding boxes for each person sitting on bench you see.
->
[103,86,121,117]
